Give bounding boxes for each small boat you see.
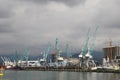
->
[91,67,97,70]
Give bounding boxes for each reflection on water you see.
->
[1,70,120,80]
[0,77,3,80]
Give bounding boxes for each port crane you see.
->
[66,44,71,58]
[85,26,99,58]
[9,50,22,66]
[44,42,51,62]
[79,26,99,69]
[23,49,30,66]
[78,28,90,68]
[14,50,19,64]
[85,26,99,68]
[55,38,59,51]
[83,28,90,56]
[79,27,90,57]
[89,26,99,55]
[55,38,62,58]
[40,42,52,66]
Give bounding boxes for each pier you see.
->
[14,66,120,73]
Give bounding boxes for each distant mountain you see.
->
[92,51,104,64]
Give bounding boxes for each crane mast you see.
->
[66,44,71,58]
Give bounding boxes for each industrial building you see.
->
[103,46,120,61]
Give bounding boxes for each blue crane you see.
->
[41,42,51,63]
[66,44,71,58]
[82,28,90,56]
[11,50,20,63]
[23,49,30,61]
[44,42,51,60]
[55,38,59,51]
[90,26,99,54]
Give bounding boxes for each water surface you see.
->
[1,70,120,80]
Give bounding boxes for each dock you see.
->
[14,67,120,73]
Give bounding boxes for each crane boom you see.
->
[55,38,59,51]
[45,43,51,59]
[83,28,90,55]
[23,49,30,61]
[90,26,99,54]
[66,44,71,58]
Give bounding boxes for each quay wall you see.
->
[14,67,120,73]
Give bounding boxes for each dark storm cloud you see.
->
[0,24,13,33]
[21,0,86,6]
[0,4,14,18]
[0,9,13,18]
[92,0,120,29]
[0,1,15,34]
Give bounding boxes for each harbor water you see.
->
[1,70,120,80]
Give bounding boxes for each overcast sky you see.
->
[0,0,120,55]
